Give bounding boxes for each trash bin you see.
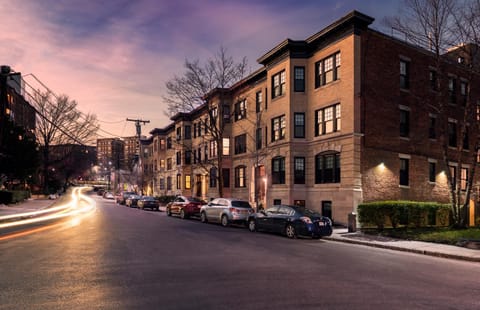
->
[348,212,356,233]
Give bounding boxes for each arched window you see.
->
[315,152,340,184]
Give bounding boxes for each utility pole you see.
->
[126,118,150,194]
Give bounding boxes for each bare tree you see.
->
[34,90,98,193]
[388,0,479,227]
[163,47,248,197]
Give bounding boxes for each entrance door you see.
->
[322,201,332,222]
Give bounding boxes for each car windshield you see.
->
[232,201,252,209]
[187,197,203,203]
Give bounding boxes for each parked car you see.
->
[116,191,136,205]
[247,205,333,239]
[125,194,142,208]
[200,198,254,227]
[166,196,205,219]
[103,191,115,199]
[138,196,160,211]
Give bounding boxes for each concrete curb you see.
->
[324,235,480,263]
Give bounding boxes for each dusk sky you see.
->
[1,0,402,140]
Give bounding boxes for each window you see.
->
[400,60,409,89]
[210,140,217,158]
[400,109,410,137]
[272,70,286,99]
[294,66,305,92]
[184,125,191,140]
[209,167,217,188]
[256,91,263,113]
[448,77,456,104]
[176,127,182,141]
[315,52,341,87]
[197,122,202,137]
[166,137,172,149]
[210,107,218,124]
[315,104,341,136]
[294,113,305,138]
[271,115,286,142]
[176,151,181,165]
[429,162,436,182]
[160,159,165,169]
[222,138,230,156]
[315,152,340,184]
[294,157,305,184]
[222,168,230,188]
[448,120,457,147]
[185,175,191,189]
[223,104,231,123]
[463,126,469,150]
[272,157,285,184]
[204,145,208,162]
[176,174,181,189]
[159,178,165,190]
[461,167,468,191]
[399,158,409,186]
[235,166,246,187]
[256,128,263,150]
[429,116,436,139]
[449,165,457,188]
[235,99,247,121]
[167,176,172,190]
[167,158,172,170]
[460,81,468,106]
[234,134,247,154]
[429,70,438,91]
[185,150,191,165]
[196,148,201,163]
[193,123,197,138]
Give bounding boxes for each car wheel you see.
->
[248,219,256,232]
[180,209,187,219]
[200,212,208,223]
[221,215,229,227]
[166,208,172,216]
[285,224,297,239]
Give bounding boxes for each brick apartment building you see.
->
[140,11,479,225]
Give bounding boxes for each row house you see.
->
[143,11,480,225]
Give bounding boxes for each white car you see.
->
[200,198,254,227]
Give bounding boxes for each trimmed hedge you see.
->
[0,190,30,204]
[358,201,450,230]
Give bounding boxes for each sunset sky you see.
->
[1,0,401,139]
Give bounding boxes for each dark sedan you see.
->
[138,196,160,211]
[247,205,332,239]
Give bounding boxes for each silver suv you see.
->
[200,198,254,227]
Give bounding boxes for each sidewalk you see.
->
[0,198,56,217]
[325,227,480,262]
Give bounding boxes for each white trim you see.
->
[399,153,411,159]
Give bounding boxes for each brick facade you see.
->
[137,11,479,225]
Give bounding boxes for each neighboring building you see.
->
[0,69,36,137]
[96,138,124,170]
[142,11,479,225]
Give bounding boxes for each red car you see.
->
[166,196,205,219]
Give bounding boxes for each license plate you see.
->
[318,222,325,226]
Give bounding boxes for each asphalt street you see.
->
[0,195,479,310]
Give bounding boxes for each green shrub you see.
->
[358,201,450,230]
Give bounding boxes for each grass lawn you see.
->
[366,227,480,245]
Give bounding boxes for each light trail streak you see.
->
[0,187,96,235]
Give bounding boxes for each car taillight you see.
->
[230,207,238,213]
[300,216,312,224]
